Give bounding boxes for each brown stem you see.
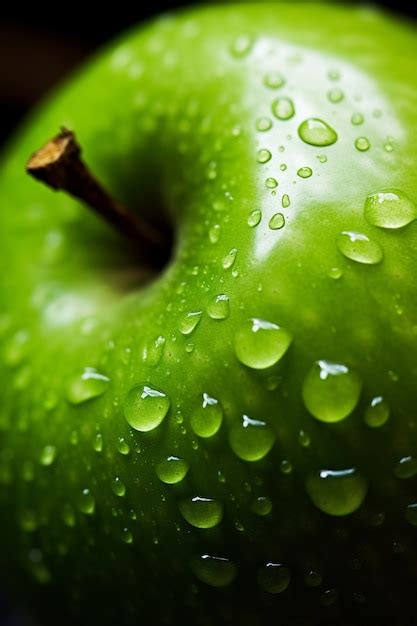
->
[26,128,166,265]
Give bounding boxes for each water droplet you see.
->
[209,224,221,244]
[265,177,278,189]
[93,433,103,452]
[297,167,313,179]
[337,231,383,265]
[192,555,237,587]
[222,248,237,269]
[304,569,323,587]
[207,294,230,320]
[39,445,56,467]
[298,118,338,147]
[269,213,285,230]
[298,429,311,448]
[116,437,130,456]
[306,468,367,516]
[230,34,254,58]
[257,149,272,164]
[247,209,262,227]
[303,360,362,423]
[191,393,223,438]
[264,72,285,89]
[78,488,95,515]
[280,162,287,170]
[3,330,30,367]
[111,477,126,497]
[124,384,170,432]
[179,497,223,529]
[234,318,293,369]
[327,88,344,103]
[19,510,38,533]
[272,97,295,120]
[257,563,291,594]
[229,415,275,462]
[179,311,202,335]
[355,137,370,152]
[251,496,272,516]
[405,503,417,526]
[66,368,110,404]
[394,456,417,480]
[364,189,417,229]
[321,588,339,606]
[280,459,293,474]
[185,342,194,353]
[121,527,133,544]
[282,194,290,209]
[364,396,390,428]
[351,112,364,125]
[256,117,273,132]
[328,267,342,280]
[156,456,189,484]
[143,335,166,366]
[328,69,340,81]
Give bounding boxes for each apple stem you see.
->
[26,128,167,265]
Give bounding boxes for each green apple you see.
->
[0,2,416,624]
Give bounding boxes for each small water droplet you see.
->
[272,97,295,120]
[257,563,291,594]
[111,477,126,497]
[230,34,254,58]
[265,177,278,189]
[251,496,272,516]
[297,167,313,179]
[143,335,166,366]
[405,503,417,526]
[93,433,103,452]
[179,311,202,335]
[229,414,275,462]
[364,396,390,428]
[321,588,339,606]
[121,527,133,544]
[304,570,323,587]
[222,248,238,269]
[66,368,110,404]
[303,360,362,423]
[394,456,417,480]
[281,194,290,209]
[351,113,364,126]
[247,210,262,228]
[116,437,130,456]
[234,318,293,369]
[328,266,343,280]
[39,445,57,467]
[327,88,344,103]
[78,488,95,515]
[256,117,273,132]
[257,149,272,164]
[191,393,223,438]
[337,231,383,265]
[298,429,311,448]
[156,456,189,484]
[269,213,285,230]
[207,294,230,320]
[355,137,370,152]
[306,468,367,516]
[280,459,293,474]
[124,384,170,432]
[264,72,285,89]
[209,224,221,244]
[280,163,287,171]
[179,497,223,529]
[364,189,417,229]
[317,154,328,163]
[192,554,237,587]
[298,118,338,147]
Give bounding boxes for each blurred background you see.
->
[0,0,415,623]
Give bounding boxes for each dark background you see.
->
[0,1,415,624]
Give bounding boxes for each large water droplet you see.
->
[298,118,338,147]
[229,415,275,461]
[66,368,110,404]
[337,231,383,265]
[265,178,278,189]
[124,384,170,432]
[179,497,223,528]
[78,488,95,515]
[121,528,133,544]
[257,563,291,594]
[394,456,417,480]
[364,190,417,229]
[156,456,189,484]
[269,213,285,230]
[364,396,390,428]
[179,311,202,335]
[272,97,295,120]
[303,360,362,423]
[234,318,293,369]
[191,393,223,438]
[192,555,237,587]
[306,468,367,516]
[207,294,230,320]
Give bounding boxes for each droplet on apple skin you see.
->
[190,393,223,438]
[251,496,272,516]
[77,489,96,515]
[111,477,126,497]
[364,396,390,428]
[364,189,417,229]
[257,563,291,594]
[123,383,170,432]
[272,97,295,120]
[156,456,189,484]
[234,318,293,369]
[306,468,368,516]
[229,415,275,462]
[336,231,383,265]
[191,555,237,587]
[394,456,417,479]
[207,294,230,320]
[298,118,338,146]
[39,445,57,467]
[179,497,223,529]
[66,368,110,405]
[178,311,202,335]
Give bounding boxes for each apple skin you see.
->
[0,2,417,624]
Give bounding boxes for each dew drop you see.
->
[78,488,95,515]
[364,189,417,229]
[327,88,344,103]
[328,266,343,280]
[143,335,166,366]
[251,496,272,516]
[265,177,278,189]
[179,497,223,529]
[364,396,390,428]
[256,117,273,132]
[257,563,291,594]
[280,459,293,474]
[234,318,293,369]
[156,456,189,484]
[229,415,275,462]
[192,555,237,587]
[121,528,133,544]
[306,468,367,516]
[297,167,313,179]
[298,429,311,448]
[269,213,285,230]
[355,137,370,152]
[298,118,338,147]
[282,194,290,209]
[303,360,362,423]
[230,34,254,58]
[207,294,230,320]
[351,112,364,125]
[66,368,110,405]
[257,149,272,164]
[222,248,238,269]
[179,311,202,335]
[272,97,295,120]
[116,437,130,456]
[191,393,223,438]
[337,231,383,265]
[111,477,126,497]
[394,456,417,480]
[39,445,57,467]
[247,210,262,228]
[264,72,285,89]
[124,384,170,432]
